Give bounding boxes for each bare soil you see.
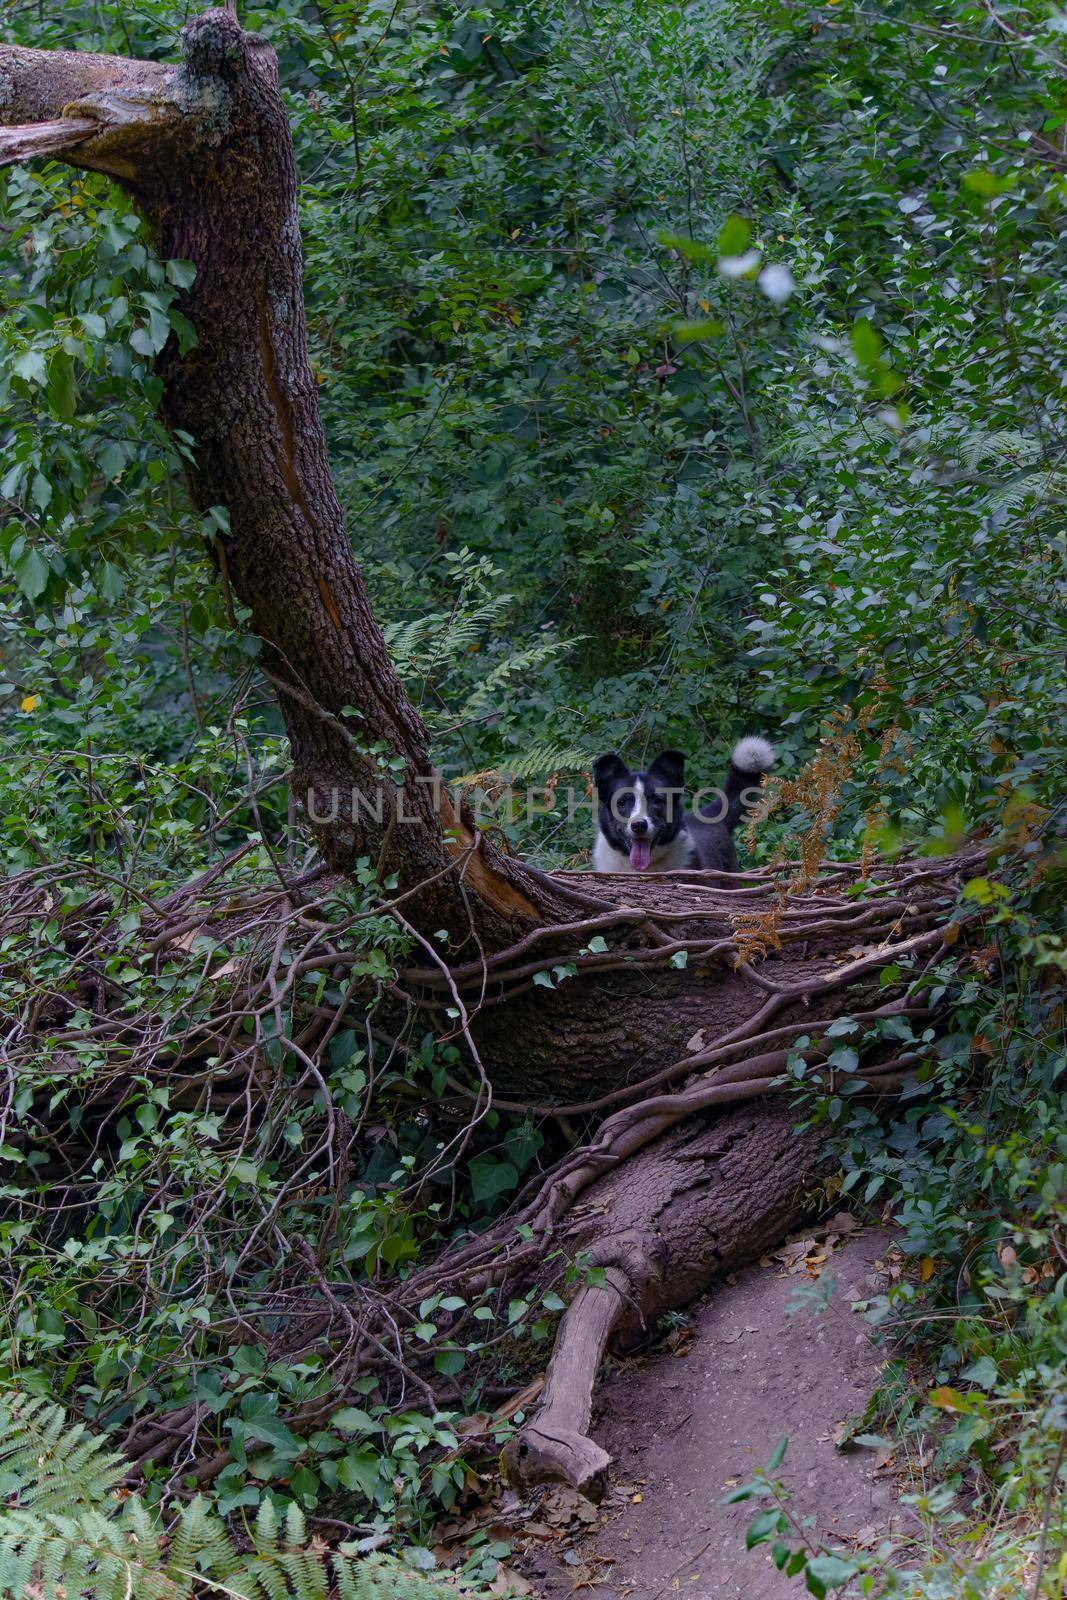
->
[511,1226,900,1599]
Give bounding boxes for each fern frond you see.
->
[0,1391,125,1512]
[0,1393,480,1600]
[462,636,574,707]
[981,467,1067,515]
[455,740,591,786]
[382,594,511,678]
[0,1504,179,1600]
[959,428,1041,471]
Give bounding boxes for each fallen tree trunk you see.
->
[0,831,979,1492]
[502,1101,831,1498]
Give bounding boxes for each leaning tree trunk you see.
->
[0,6,984,1498]
[0,10,550,943]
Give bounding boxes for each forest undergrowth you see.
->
[0,0,1064,1594]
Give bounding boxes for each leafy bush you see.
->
[0,1392,479,1599]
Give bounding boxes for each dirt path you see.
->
[510,1226,900,1599]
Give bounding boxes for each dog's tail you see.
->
[722,735,775,831]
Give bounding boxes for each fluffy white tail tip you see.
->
[731,735,775,773]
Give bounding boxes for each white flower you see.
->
[757,263,796,304]
[717,248,762,279]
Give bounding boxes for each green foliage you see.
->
[731,0,1067,1581]
[0,858,492,1527]
[727,1438,1056,1598]
[283,0,791,786]
[0,165,196,611]
[725,1440,872,1596]
[0,0,1064,1581]
[741,0,1066,842]
[0,1393,477,1600]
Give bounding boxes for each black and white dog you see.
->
[591,736,774,874]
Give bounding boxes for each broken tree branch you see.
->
[0,118,97,166]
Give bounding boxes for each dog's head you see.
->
[592,750,686,870]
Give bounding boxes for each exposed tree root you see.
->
[0,842,985,1491]
[502,1101,829,1496]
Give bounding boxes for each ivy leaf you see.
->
[46,351,77,420]
[98,562,124,602]
[745,1509,781,1548]
[962,168,1015,200]
[959,1355,998,1390]
[674,317,726,343]
[13,547,48,600]
[469,1154,518,1203]
[716,214,752,255]
[928,1385,973,1413]
[850,318,883,366]
[337,1448,382,1499]
[99,442,127,482]
[166,258,198,287]
[804,1554,858,1593]
[332,1406,378,1434]
[234,1393,299,1454]
[12,350,47,385]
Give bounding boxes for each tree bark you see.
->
[503,1101,830,1496]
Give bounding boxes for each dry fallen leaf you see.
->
[776,1237,819,1272]
[522,1521,555,1541]
[490,1568,535,1596]
[539,1485,598,1528]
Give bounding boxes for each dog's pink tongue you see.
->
[629,838,652,871]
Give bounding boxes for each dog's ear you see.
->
[592,752,628,798]
[647,749,686,790]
